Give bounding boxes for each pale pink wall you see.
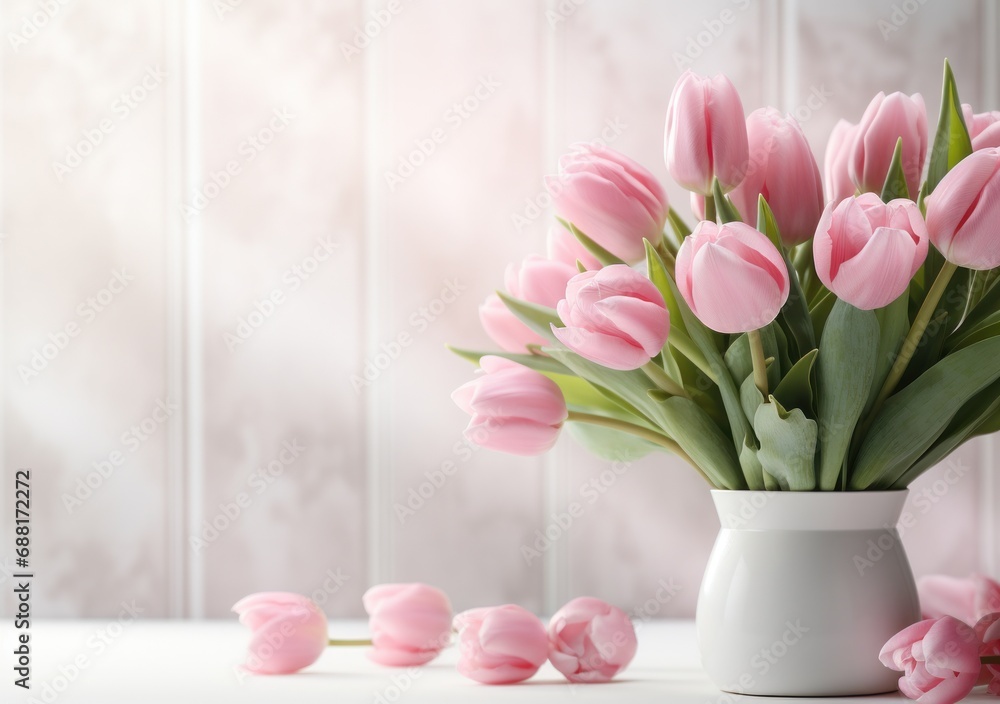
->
[0,0,998,619]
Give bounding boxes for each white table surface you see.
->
[1,619,994,703]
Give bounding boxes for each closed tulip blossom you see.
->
[925,147,1000,270]
[976,613,1000,695]
[879,616,982,704]
[452,356,567,456]
[547,223,602,271]
[676,221,789,334]
[825,119,858,204]
[665,70,749,195]
[232,592,328,675]
[919,573,1000,626]
[850,91,927,197]
[553,265,669,371]
[454,605,550,684]
[479,255,578,353]
[546,144,668,263]
[813,193,928,310]
[729,108,824,246]
[363,583,452,666]
[963,103,1000,151]
[547,597,637,683]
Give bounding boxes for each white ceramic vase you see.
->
[696,490,920,697]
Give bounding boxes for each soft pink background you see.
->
[0,0,998,619]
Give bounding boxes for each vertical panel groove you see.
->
[183,0,205,618]
[164,0,185,619]
[364,0,391,588]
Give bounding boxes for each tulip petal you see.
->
[593,296,669,356]
[553,325,650,371]
[690,241,785,333]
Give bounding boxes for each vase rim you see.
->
[710,488,910,531]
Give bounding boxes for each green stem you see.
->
[867,261,959,421]
[748,329,769,400]
[642,361,689,398]
[328,638,373,647]
[704,193,716,224]
[566,411,711,485]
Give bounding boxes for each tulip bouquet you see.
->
[452,60,1000,492]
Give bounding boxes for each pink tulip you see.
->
[813,193,928,310]
[452,356,567,456]
[479,255,578,353]
[675,221,789,334]
[962,103,1000,151]
[547,597,637,683]
[547,223,602,271]
[362,583,452,666]
[880,616,982,704]
[728,108,824,246]
[454,605,550,685]
[919,573,1000,626]
[975,612,1000,695]
[546,144,668,263]
[850,91,928,198]
[665,70,749,195]
[232,592,328,675]
[553,265,669,371]
[690,192,705,220]
[825,119,858,204]
[925,147,1000,270]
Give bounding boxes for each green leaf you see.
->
[740,373,766,425]
[815,300,879,490]
[948,319,1000,353]
[754,397,818,491]
[657,396,744,489]
[888,376,1000,488]
[739,436,765,491]
[809,288,836,346]
[447,345,569,375]
[557,217,626,266]
[773,349,818,417]
[711,178,742,223]
[851,334,1000,489]
[565,421,659,463]
[864,292,910,417]
[756,196,815,360]
[925,58,974,195]
[667,206,692,240]
[497,292,561,344]
[880,137,910,201]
